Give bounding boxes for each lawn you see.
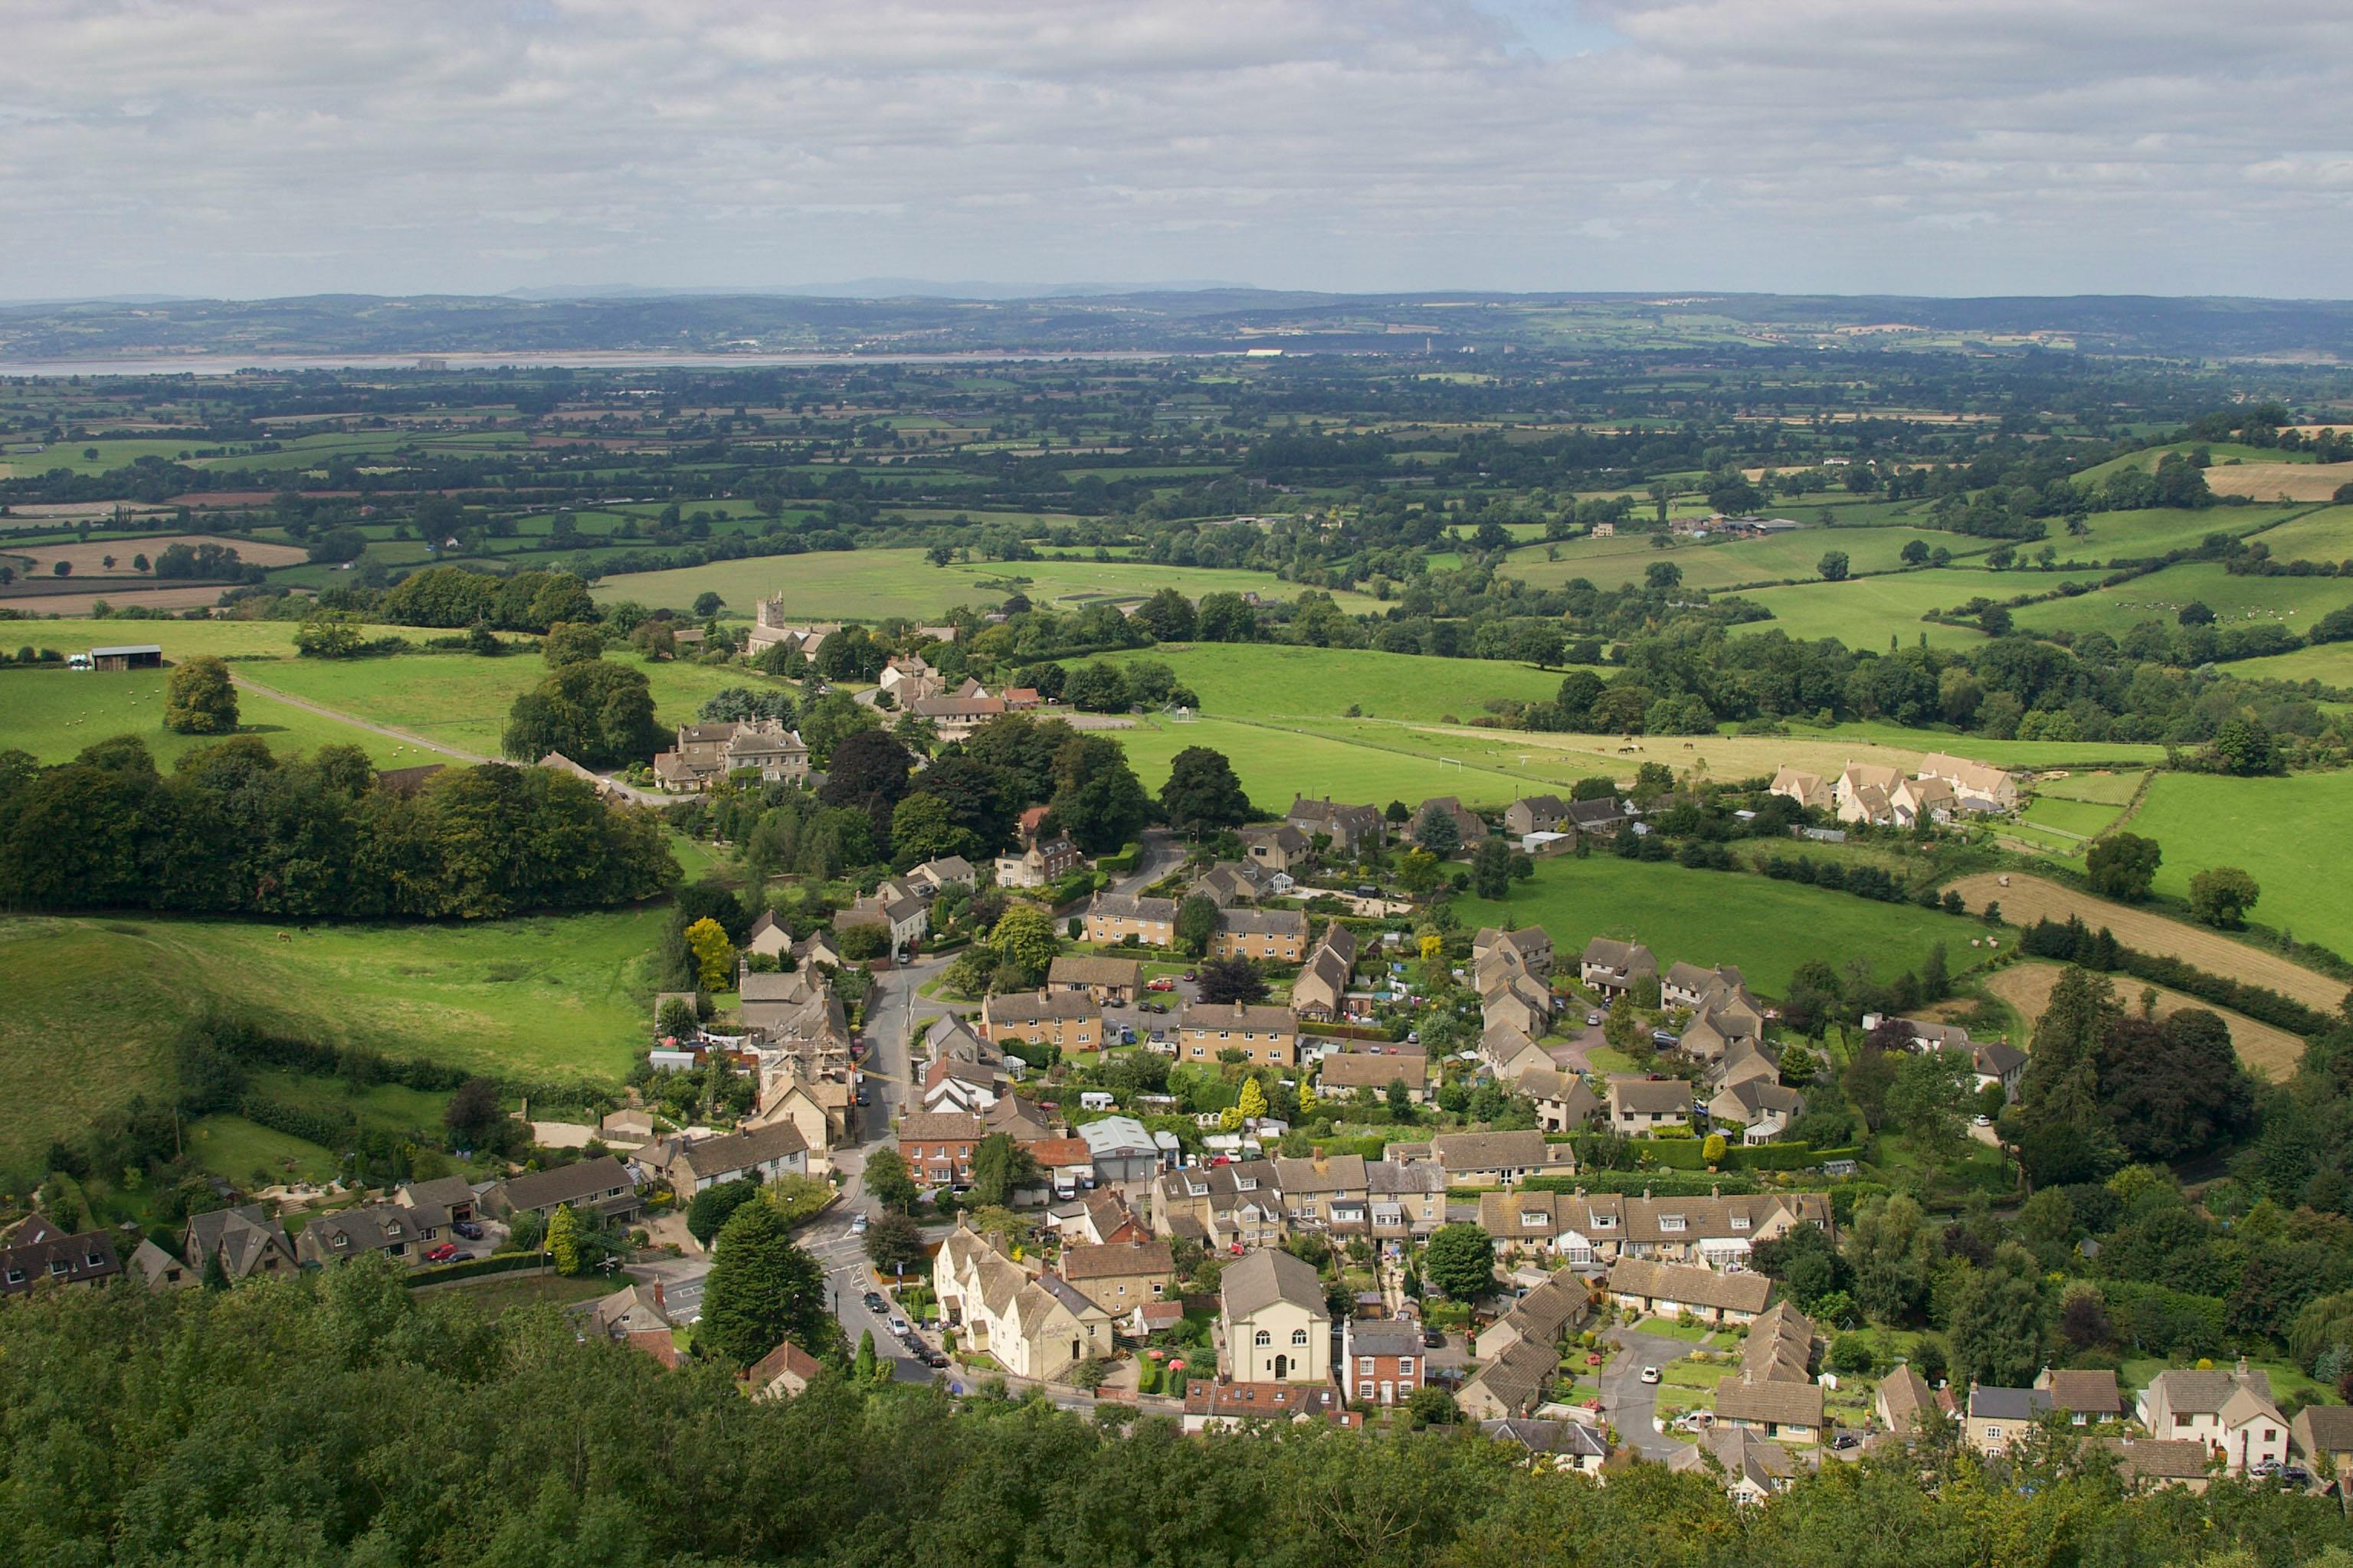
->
[2130,770,2353,957]
[0,666,408,766]
[0,912,666,1185]
[1101,643,1580,726]
[2011,559,2353,640]
[591,548,1378,620]
[186,1112,342,1187]
[1454,854,1992,997]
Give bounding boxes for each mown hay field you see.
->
[1942,872,2344,1012]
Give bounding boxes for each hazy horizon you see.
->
[4,1,2349,302]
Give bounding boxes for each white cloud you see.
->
[0,0,2346,298]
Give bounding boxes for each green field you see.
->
[1735,567,2108,652]
[1103,643,1578,725]
[2011,559,2353,640]
[1499,522,1970,594]
[0,912,665,1183]
[0,666,407,766]
[248,648,775,758]
[591,548,1378,620]
[1112,714,1535,810]
[2129,771,2353,955]
[2229,504,2353,563]
[0,618,326,660]
[1456,854,1991,998]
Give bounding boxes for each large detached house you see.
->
[1285,797,1385,855]
[2136,1363,2289,1474]
[1581,938,1658,997]
[652,719,808,791]
[0,1216,121,1296]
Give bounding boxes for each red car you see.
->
[1147,977,1176,992]
[426,1242,459,1264]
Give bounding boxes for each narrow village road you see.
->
[1601,1326,1696,1458]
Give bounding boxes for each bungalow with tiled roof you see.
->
[1607,1256,1774,1325]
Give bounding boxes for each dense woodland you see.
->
[0,736,677,918]
[2,1265,2348,1568]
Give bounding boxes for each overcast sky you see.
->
[3,0,2348,301]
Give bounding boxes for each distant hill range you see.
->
[1,288,2347,363]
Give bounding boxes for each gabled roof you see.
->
[493,1156,635,1214]
[1220,1247,1329,1321]
[1716,1372,1825,1429]
[1061,1239,1175,1281]
[1048,954,1144,988]
[1879,1363,1935,1432]
[1607,1257,1774,1314]
[1428,1129,1552,1171]
[1317,1052,1430,1090]
[1179,1001,1296,1035]
[1580,937,1657,974]
[1968,1385,2052,1422]
[897,1111,987,1144]
[2040,1367,2122,1416]
[1607,1077,1693,1115]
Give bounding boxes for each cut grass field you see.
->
[0,532,310,575]
[2202,461,2353,503]
[1456,855,1992,997]
[1981,961,2301,1080]
[0,912,665,1184]
[1941,872,2343,1012]
[2129,771,2353,957]
[593,548,1378,620]
[1309,717,2162,794]
[0,666,408,766]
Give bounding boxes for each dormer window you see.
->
[1659,1215,1686,1232]
[1730,1213,1752,1230]
[332,1233,350,1249]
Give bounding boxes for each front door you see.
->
[1273,1354,1288,1380]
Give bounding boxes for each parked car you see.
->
[1640,1366,1661,1384]
[1832,1432,1863,1450]
[923,1349,949,1368]
[2280,1464,2312,1485]
[1651,1030,1680,1049]
[425,1243,458,1264]
[1148,977,1176,992]
[1972,1113,1991,1126]
[863,1291,887,1312]
[1585,1012,1602,1027]
[1421,1329,1445,1350]
[850,1213,870,1236]
[1181,971,1198,982]
[888,1314,910,1336]
[452,1220,484,1240]
[856,1088,872,1105]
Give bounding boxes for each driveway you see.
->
[1548,1023,1607,1075]
[1113,829,1185,895]
[1601,1326,1695,1458]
